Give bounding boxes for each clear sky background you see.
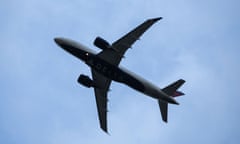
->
[0,0,239,144]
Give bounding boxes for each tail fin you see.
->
[158,79,185,122]
[162,79,185,97]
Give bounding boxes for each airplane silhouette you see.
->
[54,17,185,133]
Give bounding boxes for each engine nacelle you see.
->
[77,74,94,88]
[93,36,110,50]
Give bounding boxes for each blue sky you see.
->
[0,0,240,143]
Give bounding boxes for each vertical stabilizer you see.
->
[162,79,185,97]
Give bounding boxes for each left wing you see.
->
[97,17,162,66]
[91,69,111,133]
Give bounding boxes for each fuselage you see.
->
[54,37,178,105]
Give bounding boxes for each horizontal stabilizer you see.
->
[158,79,185,122]
[158,100,168,122]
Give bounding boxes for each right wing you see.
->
[97,17,162,66]
[91,69,111,133]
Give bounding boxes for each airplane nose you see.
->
[54,38,62,45]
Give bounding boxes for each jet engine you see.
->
[78,74,94,88]
[93,36,110,50]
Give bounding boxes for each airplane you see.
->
[54,17,185,133]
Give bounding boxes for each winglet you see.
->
[149,17,162,22]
